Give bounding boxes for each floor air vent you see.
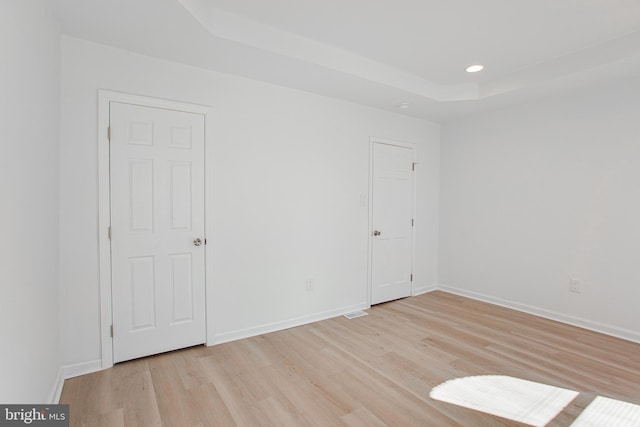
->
[343,310,369,320]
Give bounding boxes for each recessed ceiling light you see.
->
[397,102,409,110]
[466,64,484,73]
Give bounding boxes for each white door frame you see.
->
[97,90,214,368]
[367,137,417,305]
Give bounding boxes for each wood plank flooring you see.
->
[60,291,640,426]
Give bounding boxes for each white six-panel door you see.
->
[110,101,206,363]
[370,142,414,305]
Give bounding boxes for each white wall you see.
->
[440,76,640,341]
[0,1,61,403]
[59,37,440,366]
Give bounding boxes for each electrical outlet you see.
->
[569,278,581,294]
[306,278,315,291]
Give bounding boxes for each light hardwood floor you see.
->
[60,291,640,426]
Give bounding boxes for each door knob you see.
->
[372,230,381,236]
[193,238,203,246]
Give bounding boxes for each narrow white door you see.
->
[110,102,206,363]
[370,142,414,305]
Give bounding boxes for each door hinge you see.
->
[108,226,112,240]
[411,218,414,227]
[107,126,111,141]
[412,162,416,171]
[110,325,113,337]
[410,273,413,282]
[204,238,207,245]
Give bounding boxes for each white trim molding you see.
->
[60,360,103,382]
[97,90,215,369]
[412,284,438,296]
[48,369,64,404]
[438,284,640,345]
[49,360,104,403]
[212,302,369,345]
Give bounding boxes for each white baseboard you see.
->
[212,302,370,345]
[413,284,438,296]
[57,285,639,392]
[60,359,103,381]
[438,284,640,345]
[48,360,102,403]
[48,368,64,404]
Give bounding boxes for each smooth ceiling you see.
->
[52,0,640,120]
[207,0,640,84]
